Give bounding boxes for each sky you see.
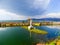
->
[0,0,60,20]
[47,0,60,13]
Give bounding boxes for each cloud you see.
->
[0,0,51,16]
[43,13,60,18]
[31,0,50,9]
[33,12,60,19]
[0,9,60,20]
[0,9,41,20]
[0,9,28,20]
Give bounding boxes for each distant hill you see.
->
[32,18,60,21]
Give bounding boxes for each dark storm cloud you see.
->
[0,0,50,16]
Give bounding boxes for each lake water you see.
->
[0,20,60,45]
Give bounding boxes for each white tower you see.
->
[28,18,33,30]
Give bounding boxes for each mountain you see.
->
[32,18,60,21]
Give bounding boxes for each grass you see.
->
[21,26,48,34]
